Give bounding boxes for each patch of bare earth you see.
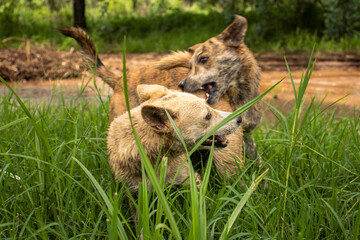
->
[0,47,84,81]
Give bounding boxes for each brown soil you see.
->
[1,47,359,81]
[256,51,360,71]
[0,48,359,114]
[0,47,84,81]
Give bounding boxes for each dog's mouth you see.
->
[200,82,217,102]
[201,135,228,148]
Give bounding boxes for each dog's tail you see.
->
[154,51,192,70]
[60,27,118,89]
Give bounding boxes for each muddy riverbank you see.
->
[1,49,359,117]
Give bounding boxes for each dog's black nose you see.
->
[237,116,242,125]
[178,80,185,91]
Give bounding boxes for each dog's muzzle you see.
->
[237,116,242,125]
[201,135,229,148]
[178,79,186,91]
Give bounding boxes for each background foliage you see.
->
[0,0,359,53]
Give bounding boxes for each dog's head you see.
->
[137,84,242,150]
[178,15,248,105]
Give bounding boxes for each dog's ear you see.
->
[141,105,176,133]
[187,43,202,54]
[137,84,170,103]
[217,15,247,47]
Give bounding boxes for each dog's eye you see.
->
[199,57,208,64]
[205,112,212,120]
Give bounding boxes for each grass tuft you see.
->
[1,48,359,239]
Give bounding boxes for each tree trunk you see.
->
[73,0,86,29]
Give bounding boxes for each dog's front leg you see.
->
[242,101,263,166]
[243,131,263,167]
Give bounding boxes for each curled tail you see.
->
[60,27,119,89]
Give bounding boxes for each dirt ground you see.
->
[0,47,359,117]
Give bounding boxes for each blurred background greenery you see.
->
[0,0,359,53]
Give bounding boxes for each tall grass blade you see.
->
[302,145,359,176]
[0,77,55,162]
[0,117,28,132]
[0,76,63,221]
[353,202,360,240]
[110,193,119,240]
[284,57,297,103]
[281,45,316,238]
[121,38,182,240]
[72,157,129,240]
[0,152,130,238]
[309,94,349,123]
[164,108,202,239]
[199,144,215,240]
[298,45,316,107]
[154,156,168,239]
[219,169,269,240]
[140,158,150,239]
[322,199,347,238]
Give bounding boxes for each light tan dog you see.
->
[107,84,242,233]
[108,84,242,189]
[60,14,259,176]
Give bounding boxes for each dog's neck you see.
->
[225,44,260,109]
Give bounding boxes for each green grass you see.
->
[1,50,360,239]
[1,3,359,54]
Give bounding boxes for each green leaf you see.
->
[121,38,182,240]
[0,117,28,132]
[220,169,269,240]
[73,157,129,240]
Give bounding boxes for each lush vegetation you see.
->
[1,51,359,239]
[0,0,359,53]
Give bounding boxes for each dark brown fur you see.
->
[158,16,262,159]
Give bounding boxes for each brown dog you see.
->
[108,84,242,234]
[158,15,262,159]
[60,14,260,175]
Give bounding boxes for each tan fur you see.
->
[60,27,119,88]
[108,84,242,190]
[107,84,242,234]
[60,15,261,176]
